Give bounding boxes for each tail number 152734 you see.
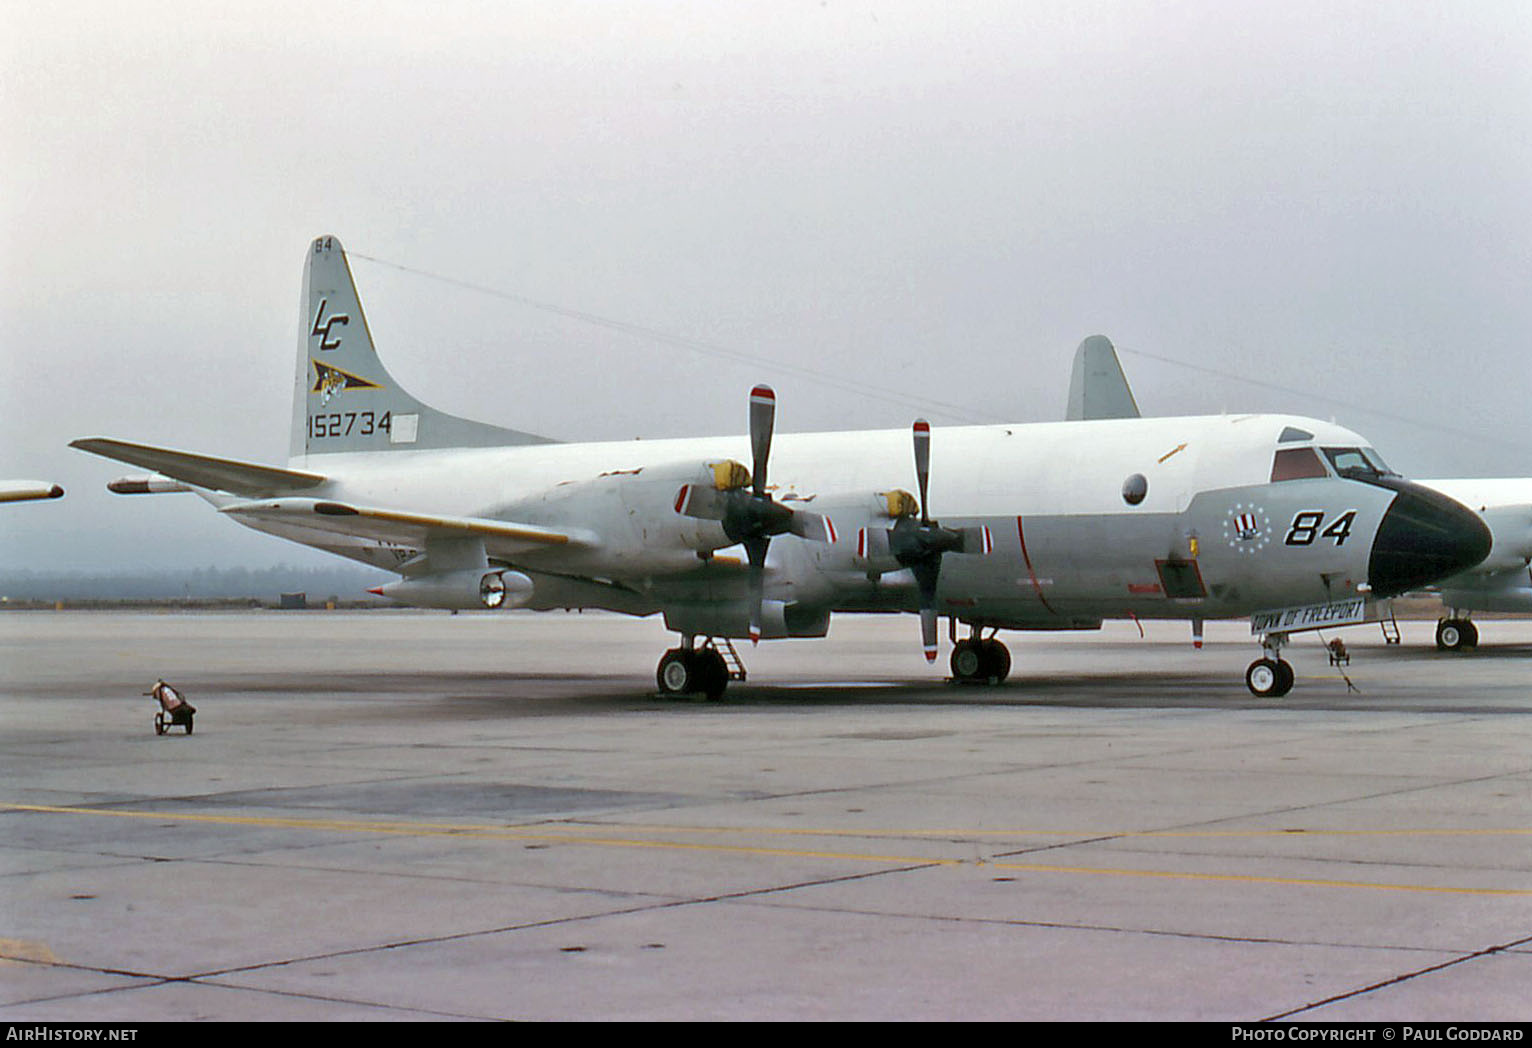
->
[309,411,391,439]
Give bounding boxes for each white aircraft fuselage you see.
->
[258,415,1401,624]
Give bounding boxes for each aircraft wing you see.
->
[1419,479,1532,575]
[0,480,64,503]
[70,438,327,497]
[219,497,590,559]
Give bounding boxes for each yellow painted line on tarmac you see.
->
[525,822,1532,841]
[6,802,1529,896]
[0,803,960,867]
[0,938,60,966]
[983,860,1532,896]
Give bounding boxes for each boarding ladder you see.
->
[713,637,748,682]
[1378,601,1401,645]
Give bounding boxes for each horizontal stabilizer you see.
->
[0,480,64,503]
[220,497,590,559]
[70,438,326,497]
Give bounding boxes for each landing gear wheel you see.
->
[657,647,731,700]
[980,638,1011,683]
[657,648,697,696]
[1436,618,1478,651]
[951,640,984,681]
[950,638,1011,684]
[1246,658,1294,698]
[695,648,730,701]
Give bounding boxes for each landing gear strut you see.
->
[656,636,740,701]
[1435,615,1478,651]
[950,625,1010,685]
[1246,632,1294,698]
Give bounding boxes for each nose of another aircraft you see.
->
[1367,481,1493,598]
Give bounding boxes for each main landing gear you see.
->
[1246,632,1295,698]
[950,627,1011,685]
[1435,615,1478,651]
[655,637,744,701]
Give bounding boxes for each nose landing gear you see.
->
[1246,632,1294,697]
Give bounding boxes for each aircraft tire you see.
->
[696,649,730,701]
[657,648,697,696]
[951,639,1011,684]
[1436,619,1471,651]
[951,640,984,682]
[980,639,1011,684]
[1246,658,1293,698]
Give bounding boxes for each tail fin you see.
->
[291,235,553,460]
[1065,335,1141,421]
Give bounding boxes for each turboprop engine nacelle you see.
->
[506,460,745,568]
[663,599,831,641]
[373,569,534,611]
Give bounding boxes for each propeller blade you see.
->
[744,535,768,644]
[788,509,835,544]
[912,419,931,524]
[962,524,994,556]
[750,385,775,499]
[919,606,939,663]
[675,483,726,521]
[912,556,941,663]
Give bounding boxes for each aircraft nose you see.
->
[1368,482,1493,598]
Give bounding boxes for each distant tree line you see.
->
[0,564,390,601]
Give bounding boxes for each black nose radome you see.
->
[1368,480,1493,598]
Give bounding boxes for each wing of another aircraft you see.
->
[0,480,64,503]
[70,438,326,497]
[1415,478,1532,649]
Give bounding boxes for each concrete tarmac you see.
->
[1,610,1529,1022]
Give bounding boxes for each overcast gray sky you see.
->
[3,1,1529,572]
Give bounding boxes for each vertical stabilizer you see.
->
[290,235,552,461]
[1065,335,1141,421]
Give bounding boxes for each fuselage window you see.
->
[1271,447,1329,482]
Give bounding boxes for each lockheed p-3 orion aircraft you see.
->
[73,236,1491,699]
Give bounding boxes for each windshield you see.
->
[1322,446,1394,477]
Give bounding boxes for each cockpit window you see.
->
[1277,426,1314,443]
[1322,446,1394,477]
[1271,447,1329,482]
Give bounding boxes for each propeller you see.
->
[735,386,782,643]
[887,419,991,662]
[676,384,834,643]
